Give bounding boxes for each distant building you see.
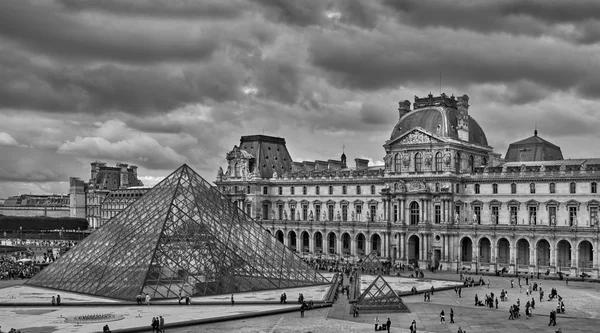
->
[0,194,70,217]
[69,161,144,229]
[100,186,151,225]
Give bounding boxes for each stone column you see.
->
[400,233,405,260]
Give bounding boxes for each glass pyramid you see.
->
[26,164,328,300]
[356,275,409,312]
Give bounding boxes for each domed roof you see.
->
[389,106,489,147]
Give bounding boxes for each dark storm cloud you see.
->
[0,45,246,114]
[307,26,600,100]
[249,0,329,27]
[359,101,395,125]
[382,0,600,44]
[337,0,381,29]
[0,0,222,63]
[58,0,249,19]
[253,58,302,104]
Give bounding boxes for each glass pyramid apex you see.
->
[27,164,328,300]
[356,275,409,312]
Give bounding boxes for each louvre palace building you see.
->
[216,93,600,278]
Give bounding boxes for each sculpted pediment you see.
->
[396,128,444,146]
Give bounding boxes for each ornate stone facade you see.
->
[215,93,600,278]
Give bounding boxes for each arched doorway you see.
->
[288,231,297,251]
[314,232,323,255]
[497,238,510,264]
[578,240,593,270]
[371,234,381,256]
[536,239,550,267]
[276,230,284,244]
[517,239,530,266]
[342,233,351,256]
[356,233,366,256]
[461,237,473,262]
[301,231,310,253]
[557,240,572,270]
[407,235,420,264]
[327,232,336,255]
[479,238,491,263]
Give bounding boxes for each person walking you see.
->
[159,316,164,333]
[231,294,235,306]
[386,317,391,333]
[51,296,56,306]
[450,308,455,323]
[374,316,379,330]
[151,317,158,333]
[56,295,61,306]
[410,319,417,333]
[300,302,305,318]
[440,310,445,323]
[145,294,151,306]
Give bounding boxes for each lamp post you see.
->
[475,255,479,275]
[456,255,459,274]
[516,257,520,277]
[537,258,540,279]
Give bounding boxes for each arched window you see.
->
[356,185,361,195]
[315,186,320,195]
[511,183,517,194]
[234,163,240,177]
[435,152,442,171]
[468,155,475,172]
[394,153,401,172]
[329,185,333,195]
[549,182,555,194]
[530,183,536,194]
[414,152,422,172]
[342,185,347,195]
[570,182,576,194]
[455,152,461,173]
[474,184,480,194]
[409,201,420,225]
[370,185,375,195]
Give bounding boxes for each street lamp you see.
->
[456,255,459,274]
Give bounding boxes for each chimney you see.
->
[292,162,304,173]
[302,161,316,171]
[118,163,129,188]
[314,160,328,171]
[355,158,369,170]
[327,159,342,171]
[457,94,470,141]
[398,100,411,119]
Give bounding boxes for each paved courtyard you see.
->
[1,271,600,332]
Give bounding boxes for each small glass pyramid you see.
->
[356,275,409,312]
[27,164,328,300]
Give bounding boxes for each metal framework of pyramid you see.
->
[356,275,409,312]
[26,164,328,300]
[358,252,383,272]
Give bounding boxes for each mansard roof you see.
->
[504,130,563,162]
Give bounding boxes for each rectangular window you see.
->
[278,187,282,195]
[262,204,269,220]
[315,204,321,221]
[302,204,308,220]
[474,206,481,224]
[394,204,398,222]
[329,186,333,195]
[590,206,598,226]
[592,182,598,194]
[328,205,334,221]
[528,206,537,224]
[342,205,348,222]
[246,203,251,216]
[455,205,461,222]
[491,206,499,224]
[569,206,577,226]
[290,207,296,221]
[492,184,498,194]
[370,205,376,222]
[510,206,518,224]
[435,205,441,224]
[303,186,307,195]
[278,204,283,220]
[290,187,295,195]
[356,205,362,219]
[316,186,320,195]
[263,186,268,195]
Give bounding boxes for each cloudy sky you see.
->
[1,0,600,198]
